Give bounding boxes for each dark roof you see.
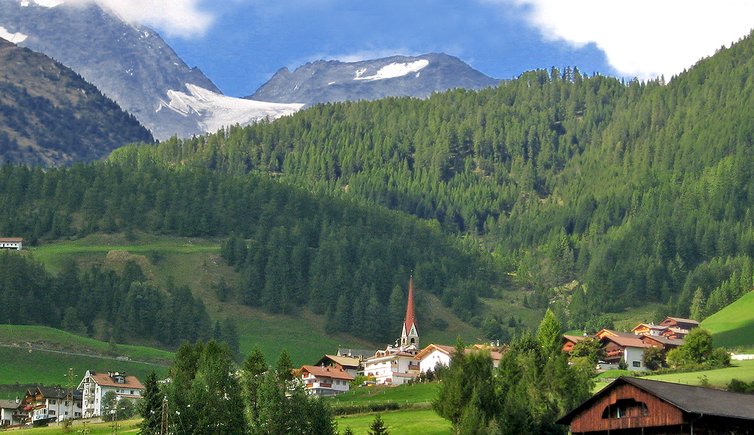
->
[0,399,21,409]
[558,377,754,424]
[37,387,82,401]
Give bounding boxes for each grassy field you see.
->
[701,290,754,349]
[6,418,142,434]
[594,359,754,391]
[330,382,438,406]
[337,409,451,435]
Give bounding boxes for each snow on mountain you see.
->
[159,84,304,133]
[353,59,429,81]
[0,26,26,42]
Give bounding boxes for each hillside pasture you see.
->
[702,290,754,349]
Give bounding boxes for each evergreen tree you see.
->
[368,414,389,435]
[139,371,162,435]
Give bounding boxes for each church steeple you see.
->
[400,275,419,349]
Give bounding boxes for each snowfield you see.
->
[0,26,27,43]
[158,84,304,134]
[354,59,430,81]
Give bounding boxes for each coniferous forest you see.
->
[3,30,754,343]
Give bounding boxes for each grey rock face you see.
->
[249,53,500,106]
[0,0,220,139]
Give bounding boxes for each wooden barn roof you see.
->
[558,376,754,425]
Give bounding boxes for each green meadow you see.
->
[702,290,754,349]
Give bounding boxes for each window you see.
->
[632,361,641,368]
[49,410,56,416]
[65,401,69,406]
[602,399,649,419]
[49,400,56,405]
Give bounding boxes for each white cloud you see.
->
[488,0,754,80]
[57,0,214,38]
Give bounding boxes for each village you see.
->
[4,274,751,433]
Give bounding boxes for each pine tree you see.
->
[368,414,389,435]
[138,371,162,435]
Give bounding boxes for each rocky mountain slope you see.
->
[0,37,153,165]
[249,53,500,106]
[0,0,301,140]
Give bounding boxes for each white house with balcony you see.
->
[0,399,26,426]
[21,387,82,424]
[77,370,144,418]
[298,365,354,396]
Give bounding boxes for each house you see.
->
[336,348,374,362]
[562,334,587,353]
[298,365,354,396]
[557,376,754,434]
[0,237,22,250]
[314,354,361,378]
[658,317,699,339]
[363,276,421,385]
[631,323,668,337]
[597,330,652,371]
[0,399,26,426]
[415,344,455,373]
[77,370,144,418]
[21,387,82,424]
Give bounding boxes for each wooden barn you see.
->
[557,377,754,434]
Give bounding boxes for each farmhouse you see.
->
[596,329,652,371]
[298,365,354,396]
[78,370,144,418]
[313,354,361,378]
[21,386,82,424]
[0,399,26,426]
[658,317,700,339]
[0,237,22,250]
[415,343,504,373]
[562,334,587,353]
[558,376,754,434]
[363,276,421,385]
[631,323,668,337]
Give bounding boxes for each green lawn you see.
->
[331,382,438,406]
[702,290,754,349]
[9,418,141,434]
[336,409,451,435]
[594,359,754,392]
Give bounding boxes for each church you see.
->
[363,276,421,385]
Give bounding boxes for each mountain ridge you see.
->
[249,52,500,106]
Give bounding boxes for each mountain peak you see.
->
[248,52,499,106]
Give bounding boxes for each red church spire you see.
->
[401,275,419,348]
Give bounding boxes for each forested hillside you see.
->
[0,159,495,344]
[112,31,754,329]
[0,38,153,165]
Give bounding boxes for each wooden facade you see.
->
[559,377,754,435]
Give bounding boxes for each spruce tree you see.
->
[138,371,162,435]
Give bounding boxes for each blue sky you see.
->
[164,0,614,96]
[79,0,754,98]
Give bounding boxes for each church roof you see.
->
[404,275,417,334]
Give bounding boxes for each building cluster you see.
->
[0,370,144,427]
[562,317,700,371]
[295,276,503,396]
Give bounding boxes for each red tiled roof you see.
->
[0,237,22,242]
[90,372,144,390]
[664,316,700,325]
[601,333,651,348]
[300,365,354,381]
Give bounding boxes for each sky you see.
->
[63,0,754,97]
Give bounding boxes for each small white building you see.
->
[0,399,25,426]
[299,365,354,396]
[0,238,22,250]
[77,370,144,418]
[21,387,82,424]
[415,344,454,373]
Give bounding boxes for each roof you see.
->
[0,399,21,409]
[36,387,82,400]
[414,344,455,360]
[337,348,374,359]
[558,377,754,424]
[0,237,22,242]
[640,335,684,346]
[89,372,145,390]
[403,275,417,335]
[563,334,587,343]
[631,323,668,331]
[663,317,700,325]
[600,332,651,348]
[316,354,360,368]
[300,365,355,381]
